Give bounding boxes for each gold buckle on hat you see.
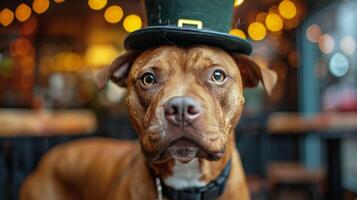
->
[178,19,203,29]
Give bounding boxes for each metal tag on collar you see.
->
[155,177,165,200]
[178,19,203,29]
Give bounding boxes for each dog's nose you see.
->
[164,96,201,126]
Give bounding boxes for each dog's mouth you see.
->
[152,138,225,163]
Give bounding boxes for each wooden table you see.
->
[267,112,357,200]
[0,109,97,137]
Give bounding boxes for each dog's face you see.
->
[96,45,277,163]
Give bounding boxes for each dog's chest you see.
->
[163,159,206,189]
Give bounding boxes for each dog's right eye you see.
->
[211,69,226,83]
[140,73,156,86]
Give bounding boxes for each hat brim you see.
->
[124,26,252,55]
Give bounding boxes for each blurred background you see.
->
[0,0,356,199]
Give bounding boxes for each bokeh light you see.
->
[248,22,267,41]
[234,0,244,7]
[15,4,32,22]
[0,8,14,27]
[278,0,297,19]
[88,0,107,10]
[265,13,283,32]
[229,29,247,39]
[306,24,322,43]
[340,36,356,56]
[318,34,334,54]
[123,15,142,33]
[63,52,83,72]
[9,37,31,57]
[329,53,349,77]
[54,53,66,71]
[33,0,50,14]
[104,5,123,24]
[86,44,119,67]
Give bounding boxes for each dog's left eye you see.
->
[211,70,226,82]
[140,72,156,86]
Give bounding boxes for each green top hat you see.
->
[124,0,252,55]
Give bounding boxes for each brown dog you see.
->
[20,45,277,200]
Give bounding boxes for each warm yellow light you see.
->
[265,13,283,32]
[63,53,83,71]
[318,34,334,54]
[306,24,321,43]
[248,22,267,41]
[86,44,119,67]
[123,15,142,33]
[88,0,107,10]
[234,0,244,7]
[229,29,246,39]
[54,0,65,3]
[33,0,50,14]
[15,4,32,22]
[104,5,123,24]
[0,9,14,27]
[279,0,297,19]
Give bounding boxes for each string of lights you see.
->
[0,0,142,33]
[231,0,301,41]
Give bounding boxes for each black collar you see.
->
[156,160,231,200]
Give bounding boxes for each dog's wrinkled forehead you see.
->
[130,46,183,76]
[94,45,277,96]
[130,45,240,77]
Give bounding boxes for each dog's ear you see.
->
[232,54,278,96]
[94,51,140,89]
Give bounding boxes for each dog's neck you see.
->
[164,158,206,189]
[149,138,234,190]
